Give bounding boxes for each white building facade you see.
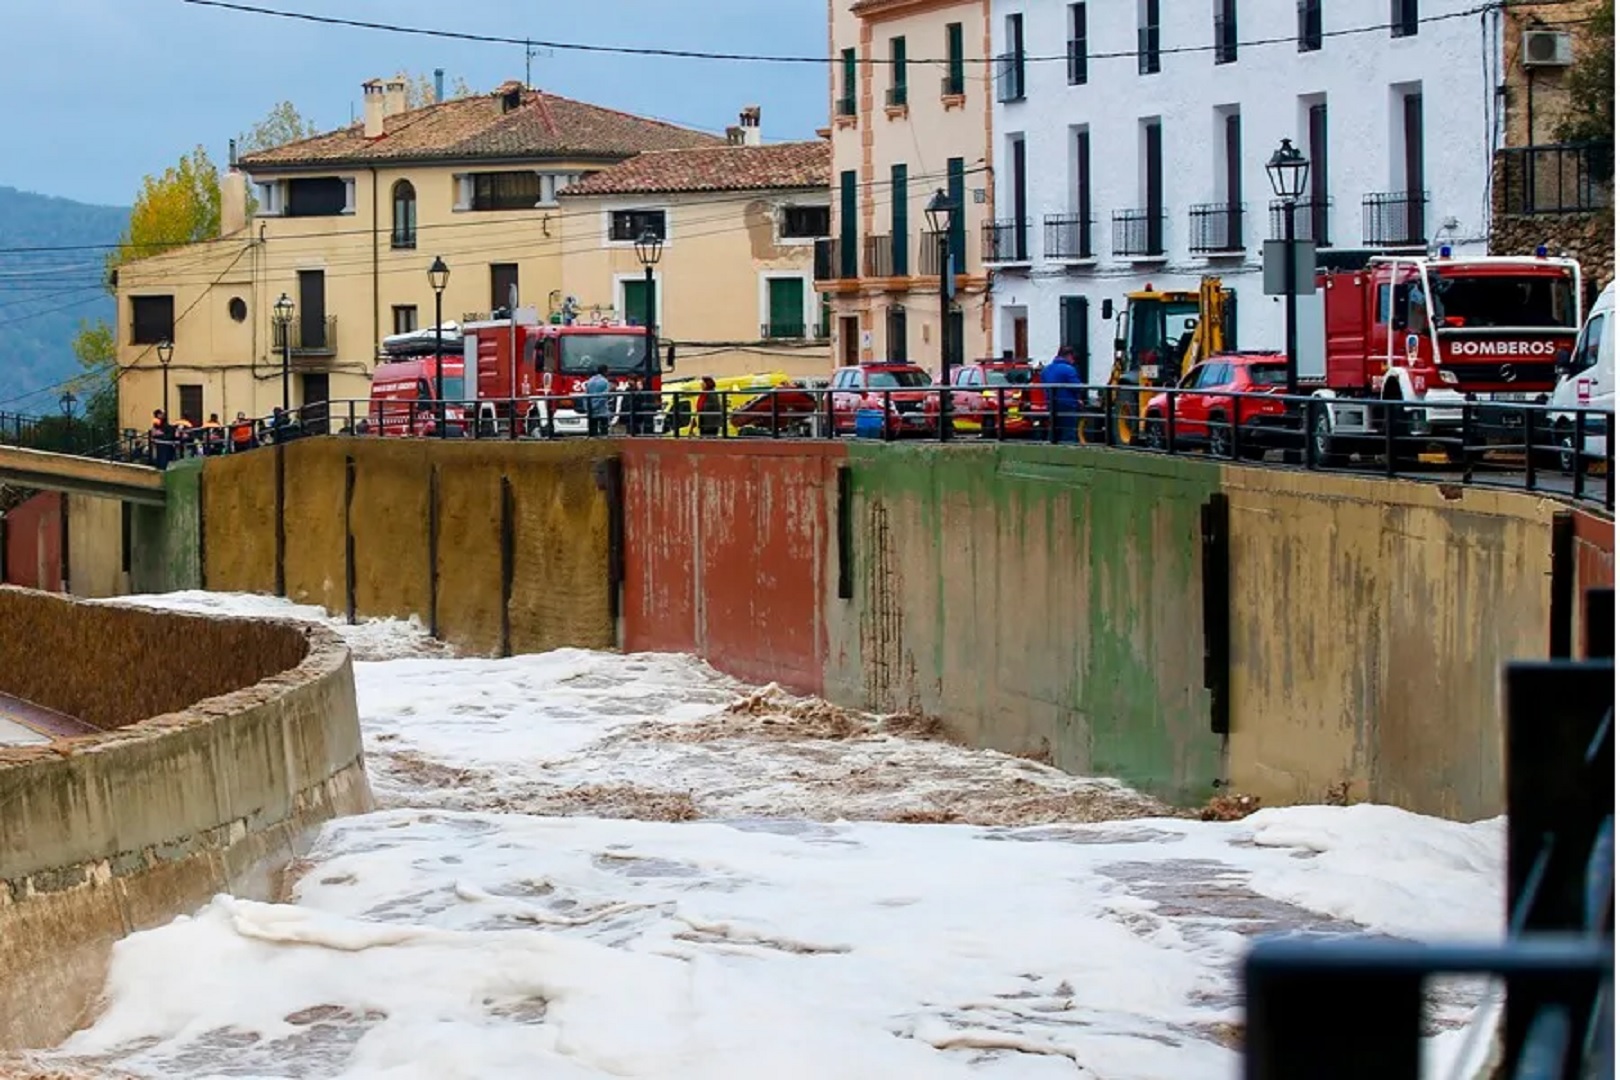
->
[987,0,1501,381]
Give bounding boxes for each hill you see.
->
[0,186,127,415]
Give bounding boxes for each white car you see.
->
[1550,282,1614,474]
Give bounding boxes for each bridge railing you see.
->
[1242,587,1614,1079]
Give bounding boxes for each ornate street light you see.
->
[1265,139,1311,395]
[630,229,664,436]
[428,256,450,430]
[273,293,295,414]
[156,339,175,423]
[925,189,960,439]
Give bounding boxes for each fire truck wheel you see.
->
[1311,409,1346,466]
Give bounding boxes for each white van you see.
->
[1550,282,1614,473]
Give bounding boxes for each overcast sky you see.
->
[3,0,829,206]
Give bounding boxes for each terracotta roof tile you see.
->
[239,88,723,170]
[557,141,830,197]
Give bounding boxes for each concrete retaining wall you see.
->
[1,491,63,592]
[0,588,371,1049]
[64,494,124,599]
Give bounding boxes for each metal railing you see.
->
[863,234,894,279]
[1498,142,1614,216]
[884,84,907,109]
[1244,600,1614,1077]
[1112,209,1167,258]
[982,219,1031,264]
[272,315,339,356]
[1189,202,1245,253]
[918,230,948,276]
[1044,213,1093,260]
[1269,196,1332,245]
[0,410,119,459]
[1363,190,1428,247]
[835,94,856,118]
[814,237,857,282]
[940,73,965,97]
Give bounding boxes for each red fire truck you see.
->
[461,310,672,437]
[1307,249,1583,460]
[369,325,469,437]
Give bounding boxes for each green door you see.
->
[623,278,657,333]
[767,278,805,338]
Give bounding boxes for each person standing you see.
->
[585,364,613,436]
[1042,345,1083,444]
[149,409,173,468]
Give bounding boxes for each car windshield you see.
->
[1245,365,1288,386]
[985,367,1033,386]
[867,369,930,389]
[559,334,649,375]
[1430,273,1577,329]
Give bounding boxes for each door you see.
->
[177,384,203,428]
[1013,316,1029,360]
[301,372,330,434]
[298,270,326,350]
[623,277,657,333]
[767,278,806,338]
[840,316,860,366]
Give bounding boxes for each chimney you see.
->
[726,125,745,146]
[362,79,385,138]
[220,169,248,237]
[434,68,446,103]
[739,105,762,147]
[384,77,407,117]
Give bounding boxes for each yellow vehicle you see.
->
[1098,276,1233,444]
[662,371,808,437]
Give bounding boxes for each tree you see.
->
[68,317,118,439]
[239,100,319,154]
[403,71,473,109]
[110,146,220,268]
[1556,0,1614,146]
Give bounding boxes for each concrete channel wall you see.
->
[0,587,372,1049]
[177,436,1611,817]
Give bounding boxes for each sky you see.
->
[2,0,830,207]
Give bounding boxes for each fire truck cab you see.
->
[1307,250,1582,457]
[463,309,671,437]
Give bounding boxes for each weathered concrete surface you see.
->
[201,451,275,594]
[0,589,371,1049]
[347,439,432,622]
[825,444,1225,806]
[504,443,616,655]
[622,440,840,693]
[281,439,348,614]
[0,445,164,506]
[1222,469,1559,820]
[1,492,62,592]
[63,494,124,599]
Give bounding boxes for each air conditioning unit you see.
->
[1522,29,1574,68]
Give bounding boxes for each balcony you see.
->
[863,234,894,279]
[1269,196,1333,245]
[762,316,806,340]
[996,52,1025,103]
[1067,37,1087,84]
[885,84,908,109]
[1497,142,1614,215]
[1112,209,1167,258]
[1043,213,1093,261]
[1138,25,1160,74]
[835,94,856,118]
[273,315,338,358]
[1297,0,1323,50]
[1188,202,1245,254]
[941,73,965,98]
[1361,191,1428,247]
[1213,13,1238,64]
[982,219,1031,265]
[919,230,946,276]
[814,238,857,282]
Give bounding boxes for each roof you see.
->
[556,141,830,198]
[239,85,723,170]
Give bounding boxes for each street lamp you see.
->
[1266,138,1310,396]
[633,229,663,436]
[428,256,450,431]
[273,293,295,414]
[156,339,175,424]
[925,189,959,438]
[59,390,77,452]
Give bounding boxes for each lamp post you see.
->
[925,189,959,438]
[273,293,294,414]
[1265,138,1310,396]
[59,389,77,453]
[156,339,175,423]
[428,256,450,433]
[633,228,663,437]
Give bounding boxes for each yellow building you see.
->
[819,0,995,373]
[556,123,832,379]
[115,78,721,431]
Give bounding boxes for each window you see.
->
[130,295,174,345]
[891,164,909,276]
[888,37,908,107]
[766,277,806,338]
[1069,3,1088,84]
[886,306,908,362]
[286,177,351,217]
[1060,296,1089,369]
[946,158,966,271]
[1214,0,1238,64]
[227,297,248,322]
[1144,119,1165,255]
[1391,0,1418,37]
[392,305,419,335]
[782,206,830,239]
[1298,0,1323,50]
[471,171,541,211]
[945,23,965,95]
[998,14,1025,103]
[610,209,667,242]
[839,48,857,116]
[177,385,203,428]
[621,278,658,331]
[1575,313,1607,372]
[1076,127,1092,242]
[1139,0,1161,74]
[491,264,519,312]
[391,180,417,249]
[840,171,859,279]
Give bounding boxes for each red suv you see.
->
[1142,353,1292,458]
[830,363,937,437]
[924,360,1040,437]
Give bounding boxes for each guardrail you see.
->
[1243,588,1614,1079]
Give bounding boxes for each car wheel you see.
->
[1143,413,1167,450]
[1208,414,1232,459]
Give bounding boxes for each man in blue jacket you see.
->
[1042,346,1083,443]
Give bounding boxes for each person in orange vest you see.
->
[229,411,256,452]
[201,413,225,456]
[149,409,173,468]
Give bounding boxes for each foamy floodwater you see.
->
[8,594,1507,1079]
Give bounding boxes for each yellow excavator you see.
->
[1092,276,1234,445]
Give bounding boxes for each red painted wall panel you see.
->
[1572,509,1613,652]
[621,442,843,695]
[3,492,64,592]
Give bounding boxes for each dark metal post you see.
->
[281,324,291,414]
[434,288,445,435]
[938,229,953,441]
[1284,199,1299,396]
[641,262,655,437]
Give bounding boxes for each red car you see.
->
[925,360,1041,437]
[1142,353,1292,458]
[830,362,937,437]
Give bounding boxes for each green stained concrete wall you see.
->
[824,443,1226,805]
[128,460,202,594]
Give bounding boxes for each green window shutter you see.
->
[891,164,909,276]
[840,48,857,113]
[892,37,907,101]
[947,23,965,93]
[840,171,858,279]
[767,278,806,339]
[1060,296,1089,368]
[946,158,966,271]
[623,279,656,332]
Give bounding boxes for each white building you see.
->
[987,0,1499,381]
